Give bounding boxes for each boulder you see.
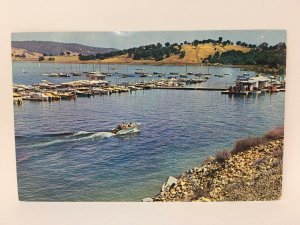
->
[203,156,215,165]
[142,197,153,202]
[162,176,178,191]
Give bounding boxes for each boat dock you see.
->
[153,87,228,91]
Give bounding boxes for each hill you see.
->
[11,41,117,56]
[79,43,251,65]
[11,47,42,61]
[11,39,286,74]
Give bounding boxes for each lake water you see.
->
[13,62,285,201]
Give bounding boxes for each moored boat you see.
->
[58,92,76,100]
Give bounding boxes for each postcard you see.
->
[12,30,286,202]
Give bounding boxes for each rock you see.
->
[199,197,212,202]
[142,197,153,202]
[203,156,215,165]
[165,176,178,187]
[170,190,176,195]
[161,176,178,191]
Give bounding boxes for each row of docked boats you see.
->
[13,76,203,103]
[40,68,215,82]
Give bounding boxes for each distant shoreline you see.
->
[13,60,281,75]
[12,59,254,68]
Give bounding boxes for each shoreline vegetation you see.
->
[12,38,286,75]
[143,127,284,202]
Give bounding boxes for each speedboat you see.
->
[111,123,141,135]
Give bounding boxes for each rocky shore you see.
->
[144,128,284,202]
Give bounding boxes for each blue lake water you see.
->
[13,62,285,201]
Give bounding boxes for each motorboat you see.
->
[111,123,141,135]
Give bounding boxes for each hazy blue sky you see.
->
[12,30,286,49]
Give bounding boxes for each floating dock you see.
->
[153,87,228,91]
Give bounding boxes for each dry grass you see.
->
[215,150,231,163]
[264,127,284,140]
[230,127,284,156]
[231,137,267,155]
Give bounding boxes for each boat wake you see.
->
[29,131,115,148]
[29,129,140,148]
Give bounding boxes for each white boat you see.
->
[115,127,140,135]
[86,72,106,80]
[23,92,49,101]
[92,88,110,95]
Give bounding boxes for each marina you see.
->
[13,62,285,201]
[13,63,285,103]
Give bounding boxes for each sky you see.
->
[11,30,286,50]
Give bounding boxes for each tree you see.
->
[236,41,241,45]
[218,37,223,43]
[38,56,45,61]
[258,42,269,50]
[60,52,65,56]
[192,39,199,46]
[66,51,71,56]
[165,42,170,47]
[179,51,185,59]
[43,53,48,56]
[184,41,188,45]
[157,43,162,48]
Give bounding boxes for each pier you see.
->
[153,87,228,91]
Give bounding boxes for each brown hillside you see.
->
[12,43,251,65]
[11,48,42,61]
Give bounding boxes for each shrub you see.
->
[215,150,231,163]
[38,56,45,61]
[231,137,266,155]
[264,127,284,140]
[179,51,185,59]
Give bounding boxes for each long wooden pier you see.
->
[153,87,228,91]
